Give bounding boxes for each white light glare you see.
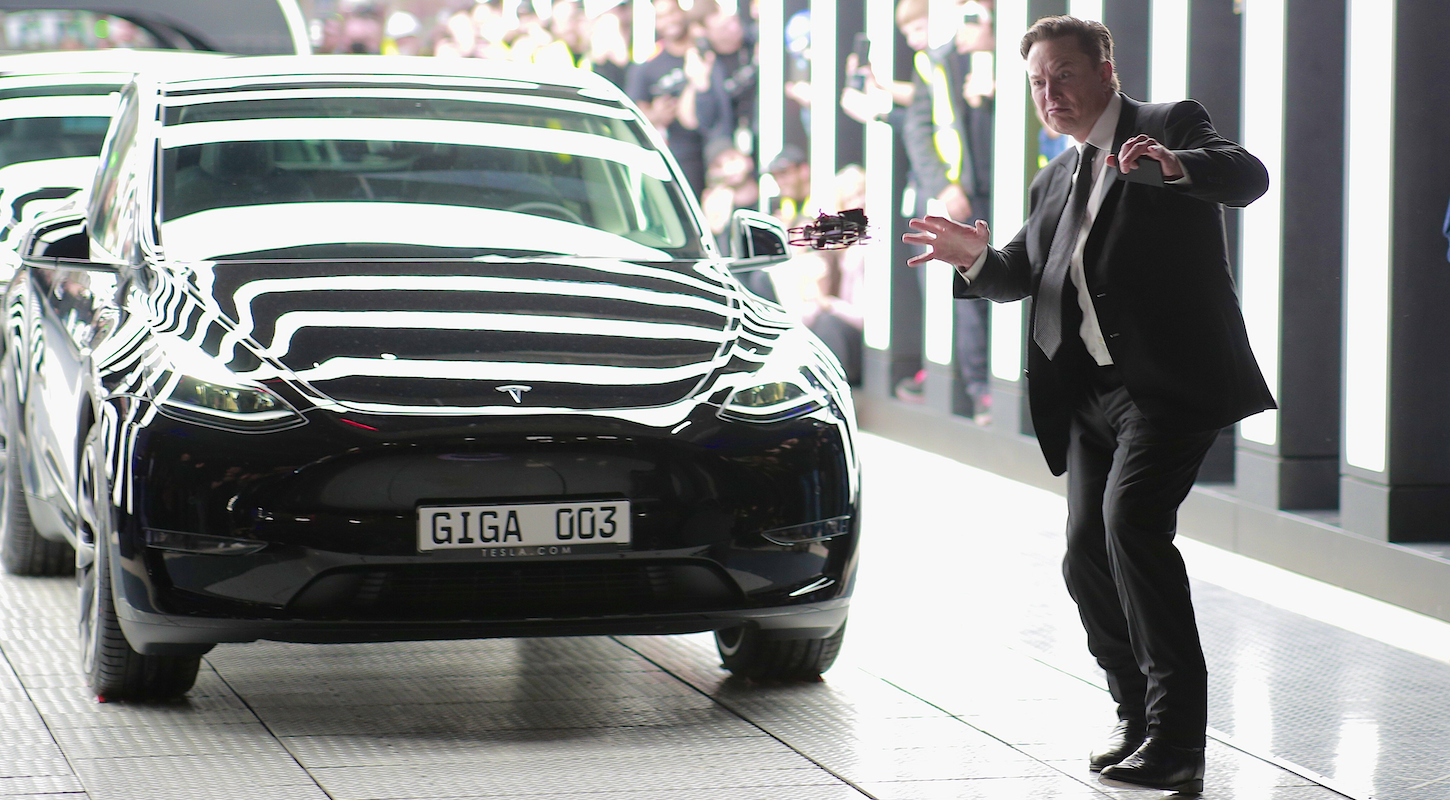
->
[1149,0,1189,102]
[863,0,896,352]
[1068,0,1103,21]
[1237,0,1286,446]
[1343,0,1395,473]
[989,0,1028,380]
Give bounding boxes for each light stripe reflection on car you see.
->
[160,119,672,180]
[162,204,675,263]
[0,95,118,118]
[161,87,635,120]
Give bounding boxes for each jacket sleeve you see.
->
[1166,100,1270,209]
[952,223,1034,303]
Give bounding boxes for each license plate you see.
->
[417,500,630,554]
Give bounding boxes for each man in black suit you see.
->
[904,15,1273,794]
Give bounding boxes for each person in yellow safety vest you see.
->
[904,34,975,222]
[898,0,996,422]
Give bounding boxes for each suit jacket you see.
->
[957,95,1275,475]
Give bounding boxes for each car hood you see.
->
[183,257,760,414]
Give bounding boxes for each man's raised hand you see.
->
[902,215,991,268]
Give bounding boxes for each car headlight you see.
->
[147,337,304,431]
[717,367,828,423]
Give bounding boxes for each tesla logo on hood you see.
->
[496,385,532,403]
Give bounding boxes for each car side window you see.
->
[88,86,141,263]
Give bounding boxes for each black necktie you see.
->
[1033,144,1098,360]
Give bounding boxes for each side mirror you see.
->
[728,209,791,267]
[20,211,113,272]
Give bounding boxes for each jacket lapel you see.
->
[1101,94,1141,196]
[1085,95,1142,244]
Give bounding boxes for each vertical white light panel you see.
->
[1237,0,1285,446]
[1343,0,1396,473]
[990,0,1029,381]
[756,2,784,175]
[921,0,958,367]
[809,0,837,216]
[1149,0,1189,102]
[631,0,654,64]
[1069,0,1104,21]
[863,0,895,351]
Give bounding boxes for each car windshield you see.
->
[0,86,118,168]
[158,91,708,261]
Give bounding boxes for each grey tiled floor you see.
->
[2,432,1441,799]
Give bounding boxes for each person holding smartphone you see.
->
[625,0,731,199]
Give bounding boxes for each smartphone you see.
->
[847,33,870,90]
[1120,156,1164,187]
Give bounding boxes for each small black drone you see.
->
[788,208,870,250]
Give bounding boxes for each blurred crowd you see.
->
[312,0,999,410]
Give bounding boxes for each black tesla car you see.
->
[1,57,860,699]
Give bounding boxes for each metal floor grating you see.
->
[1,433,1439,798]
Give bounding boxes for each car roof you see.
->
[0,49,227,81]
[148,55,627,103]
[0,0,306,55]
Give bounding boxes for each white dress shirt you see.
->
[957,93,1188,366]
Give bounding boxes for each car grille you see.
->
[287,559,741,621]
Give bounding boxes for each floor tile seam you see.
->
[848,663,1086,769]
[608,636,880,800]
[0,641,90,795]
[908,642,1372,800]
[204,656,341,800]
[1399,772,1450,792]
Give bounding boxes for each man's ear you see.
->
[1099,60,1115,90]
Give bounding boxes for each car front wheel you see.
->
[76,425,201,701]
[715,620,846,681]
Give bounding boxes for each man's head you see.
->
[653,0,689,45]
[895,0,930,53]
[1021,15,1118,140]
[703,7,744,55]
[767,144,810,201]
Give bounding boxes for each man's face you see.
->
[772,162,810,199]
[704,12,743,54]
[1026,35,1114,140]
[654,0,687,43]
[899,16,930,53]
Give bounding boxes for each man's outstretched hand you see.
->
[903,215,991,268]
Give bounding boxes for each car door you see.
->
[23,88,137,535]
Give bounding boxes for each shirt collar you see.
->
[1081,92,1122,154]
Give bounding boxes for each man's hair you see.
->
[1019,15,1121,92]
[895,0,928,28]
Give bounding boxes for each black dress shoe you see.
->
[1089,719,1147,772]
[1099,738,1206,793]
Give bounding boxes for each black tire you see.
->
[0,427,73,576]
[716,620,846,681]
[76,426,200,701]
